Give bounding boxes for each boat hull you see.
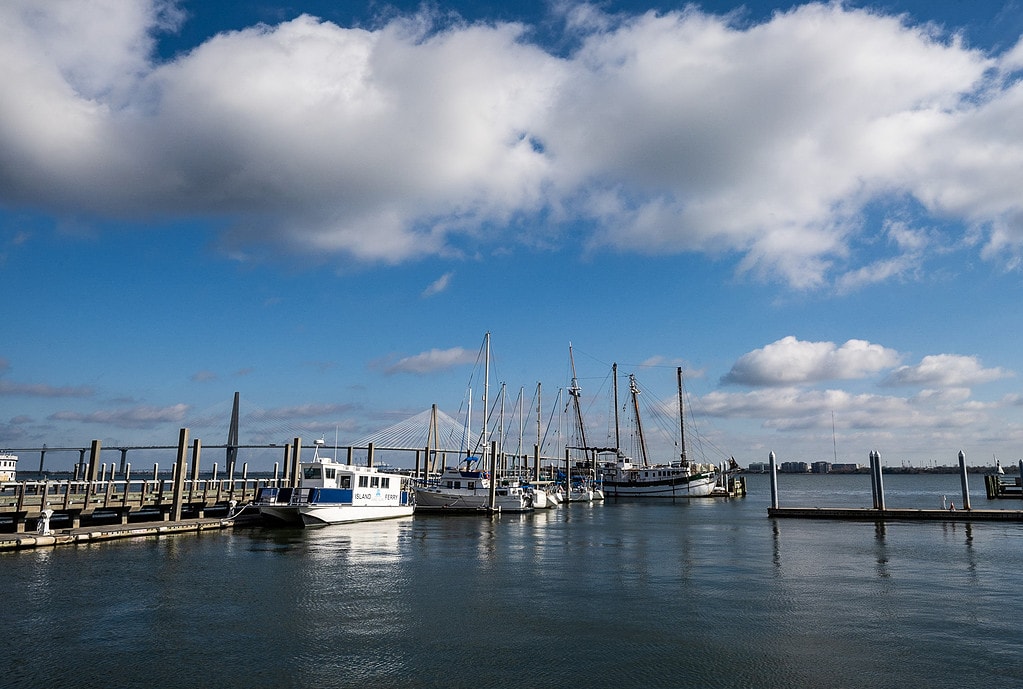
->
[603,473,717,498]
[259,503,414,525]
[413,487,532,512]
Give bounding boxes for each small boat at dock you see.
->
[413,459,533,512]
[255,439,414,526]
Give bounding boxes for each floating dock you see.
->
[769,506,1023,522]
[766,450,1023,523]
[0,515,249,552]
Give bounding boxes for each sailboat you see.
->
[560,343,606,502]
[413,333,533,513]
[600,367,717,498]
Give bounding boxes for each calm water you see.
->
[4,473,1022,689]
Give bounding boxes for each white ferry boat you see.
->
[0,453,17,483]
[255,440,414,526]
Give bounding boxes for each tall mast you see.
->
[484,332,497,511]
[568,342,588,451]
[630,374,648,466]
[536,382,542,455]
[677,367,687,465]
[612,362,620,451]
[482,332,490,457]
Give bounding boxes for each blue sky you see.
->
[3,0,1023,471]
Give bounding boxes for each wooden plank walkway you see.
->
[0,516,247,552]
[769,506,1023,522]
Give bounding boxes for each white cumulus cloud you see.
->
[2,2,1023,287]
[722,336,902,386]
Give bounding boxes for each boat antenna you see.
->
[832,411,838,464]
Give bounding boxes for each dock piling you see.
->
[769,451,778,509]
[875,451,886,510]
[958,450,971,510]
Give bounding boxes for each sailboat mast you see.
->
[677,367,688,465]
[483,332,490,458]
[630,374,648,466]
[612,362,620,451]
[484,332,498,511]
[568,342,589,451]
[466,388,472,457]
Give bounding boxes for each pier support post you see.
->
[875,451,886,510]
[769,451,778,509]
[87,440,101,483]
[869,451,878,509]
[958,450,971,511]
[171,428,188,522]
[190,439,202,503]
[290,438,302,488]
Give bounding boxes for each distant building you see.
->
[747,462,770,473]
[779,461,810,473]
[811,461,831,474]
[830,463,860,473]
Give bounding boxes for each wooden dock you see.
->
[0,515,252,551]
[0,476,269,533]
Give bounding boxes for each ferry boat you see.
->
[0,453,17,483]
[255,440,414,526]
[414,459,533,512]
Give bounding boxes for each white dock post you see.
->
[769,451,778,509]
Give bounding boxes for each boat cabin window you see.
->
[381,477,390,489]
[325,468,336,479]
[304,467,322,479]
[358,476,369,488]
[370,476,380,488]
[339,476,351,489]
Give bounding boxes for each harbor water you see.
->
[4,472,1023,688]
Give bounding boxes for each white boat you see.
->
[523,480,561,508]
[414,459,533,512]
[255,440,414,526]
[0,453,17,483]
[601,369,718,498]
